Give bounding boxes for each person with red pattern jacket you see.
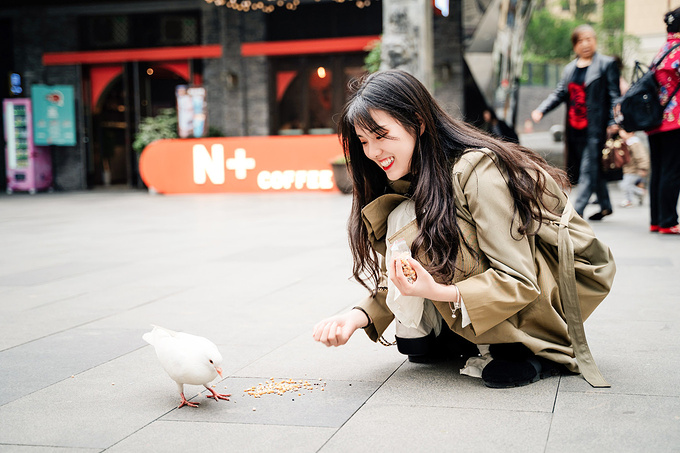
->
[531,25,621,222]
[647,7,680,235]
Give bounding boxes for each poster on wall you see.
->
[176,85,207,139]
[31,84,76,146]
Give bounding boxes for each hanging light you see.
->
[205,0,374,13]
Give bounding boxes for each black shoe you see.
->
[588,209,612,221]
[436,322,480,360]
[488,343,532,360]
[482,356,563,388]
[482,343,563,388]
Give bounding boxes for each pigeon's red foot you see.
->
[206,387,231,401]
[178,393,199,408]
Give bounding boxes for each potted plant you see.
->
[132,108,179,156]
[363,38,382,73]
[132,108,179,191]
[330,154,353,194]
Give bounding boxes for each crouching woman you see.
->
[313,70,615,388]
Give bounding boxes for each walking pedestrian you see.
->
[531,24,621,221]
[647,7,680,235]
[618,129,649,208]
[313,70,615,388]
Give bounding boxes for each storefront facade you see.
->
[0,0,478,192]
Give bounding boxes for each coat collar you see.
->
[584,52,604,87]
[361,193,410,255]
[565,52,604,87]
[389,179,411,194]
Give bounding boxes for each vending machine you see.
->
[3,98,52,194]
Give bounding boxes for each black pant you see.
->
[566,129,587,186]
[395,322,478,361]
[648,128,680,228]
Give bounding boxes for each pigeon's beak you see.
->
[215,366,224,378]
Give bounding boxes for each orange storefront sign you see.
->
[139,135,345,194]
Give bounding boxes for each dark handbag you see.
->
[601,135,631,181]
[616,43,680,132]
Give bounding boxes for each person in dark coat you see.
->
[531,25,621,221]
[481,109,520,144]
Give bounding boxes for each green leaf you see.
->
[364,38,382,74]
[132,108,179,154]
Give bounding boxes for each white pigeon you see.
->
[143,325,230,408]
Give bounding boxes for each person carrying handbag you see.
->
[647,8,680,235]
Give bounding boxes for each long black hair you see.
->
[340,70,568,293]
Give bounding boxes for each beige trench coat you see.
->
[357,149,616,374]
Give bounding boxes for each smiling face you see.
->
[355,109,418,181]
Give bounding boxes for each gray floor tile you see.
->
[0,327,145,406]
[597,260,680,323]
[559,319,680,396]
[0,184,678,452]
[320,403,553,453]
[105,420,335,453]
[547,392,680,453]
[367,360,561,412]
[0,446,101,452]
[233,331,405,383]
[162,376,380,428]
[0,347,177,450]
[0,285,185,351]
[0,262,124,287]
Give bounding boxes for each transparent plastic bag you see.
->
[390,238,417,284]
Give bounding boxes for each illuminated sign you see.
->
[139,135,345,194]
[9,73,23,96]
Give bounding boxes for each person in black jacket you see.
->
[531,25,620,221]
[481,109,520,143]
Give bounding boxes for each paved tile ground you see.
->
[1,155,679,452]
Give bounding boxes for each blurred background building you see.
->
[0,0,444,191]
[624,0,680,66]
[0,0,620,193]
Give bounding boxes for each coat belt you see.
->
[557,202,610,388]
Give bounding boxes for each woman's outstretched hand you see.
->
[389,257,459,302]
[313,309,367,347]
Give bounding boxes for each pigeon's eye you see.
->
[209,359,214,364]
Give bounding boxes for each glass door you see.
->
[271,54,367,136]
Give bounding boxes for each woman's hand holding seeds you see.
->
[390,257,459,303]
